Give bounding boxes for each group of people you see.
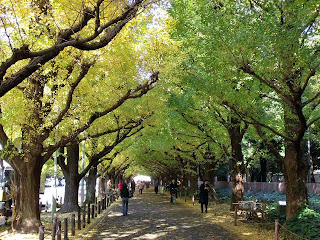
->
[118,178,216,216]
[166,179,216,213]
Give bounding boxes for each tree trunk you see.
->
[12,161,42,233]
[228,116,245,210]
[59,173,80,213]
[282,104,308,219]
[98,177,106,198]
[259,158,267,182]
[283,141,308,219]
[85,167,97,204]
[59,144,81,213]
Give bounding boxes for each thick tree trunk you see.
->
[85,167,97,204]
[12,161,42,233]
[282,103,308,219]
[59,144,81,213]
[283,141,308,219]
[228,117,245,210]
[59,173,80,213]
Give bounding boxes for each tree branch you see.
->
[49,62,93,131]
[0,0,145,97]
[43,72,158,153]
[254,124,284,162]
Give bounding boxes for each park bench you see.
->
[234,200,266,220]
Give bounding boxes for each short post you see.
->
[77,210,81,230]
[39,201,42,213]
[39,225,44,240]
[57,220,62,240]
[91,204,95,219]
[64,218,68,240]
[275,219,279,240]
[98,201,101,214]
[95,204,97,217]
[234,204,238,226]
[71,214,75,236]
[87,204,91,224]
[52,216,57,240]
[82,210,86,228]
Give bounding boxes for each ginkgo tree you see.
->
[170,0,320,219]
[0,0,152,96]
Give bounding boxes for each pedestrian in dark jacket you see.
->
[199,180,209,213]
[154,181,159,194]
[169,179,178,203]
[120,183,129,216]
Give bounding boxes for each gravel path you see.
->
[83,190,236,240]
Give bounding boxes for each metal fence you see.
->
[215,181,320,194]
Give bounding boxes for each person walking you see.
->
[120,182,129,216]
[169,179,178,203]
[154,181,159,194]
[199,180,210,213]
[139,181,144,194]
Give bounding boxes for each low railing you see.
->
[215,181,320,194]
[39,194,119,240]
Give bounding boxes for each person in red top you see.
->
[118,180,123,191]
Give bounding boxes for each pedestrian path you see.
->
[82,190,236,240]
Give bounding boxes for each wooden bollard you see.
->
[64,218,68,240]
[95,204,97,217]
[82,210,86,228]
[275,219,279,240]
[91,204,95,219]
[52,216,57,240]
[98,201,101,214]
[71,214,75,236]
[77,210,81,230]
[39,225,44,240]
[87,204,91,224]
[57,220,62,240]
[234,205,238,226]
[39,201,42,213]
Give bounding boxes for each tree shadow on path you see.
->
[83,190,236,240]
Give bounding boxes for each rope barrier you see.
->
[278,223,309,240]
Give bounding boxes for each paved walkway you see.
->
[83,190,235,240]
